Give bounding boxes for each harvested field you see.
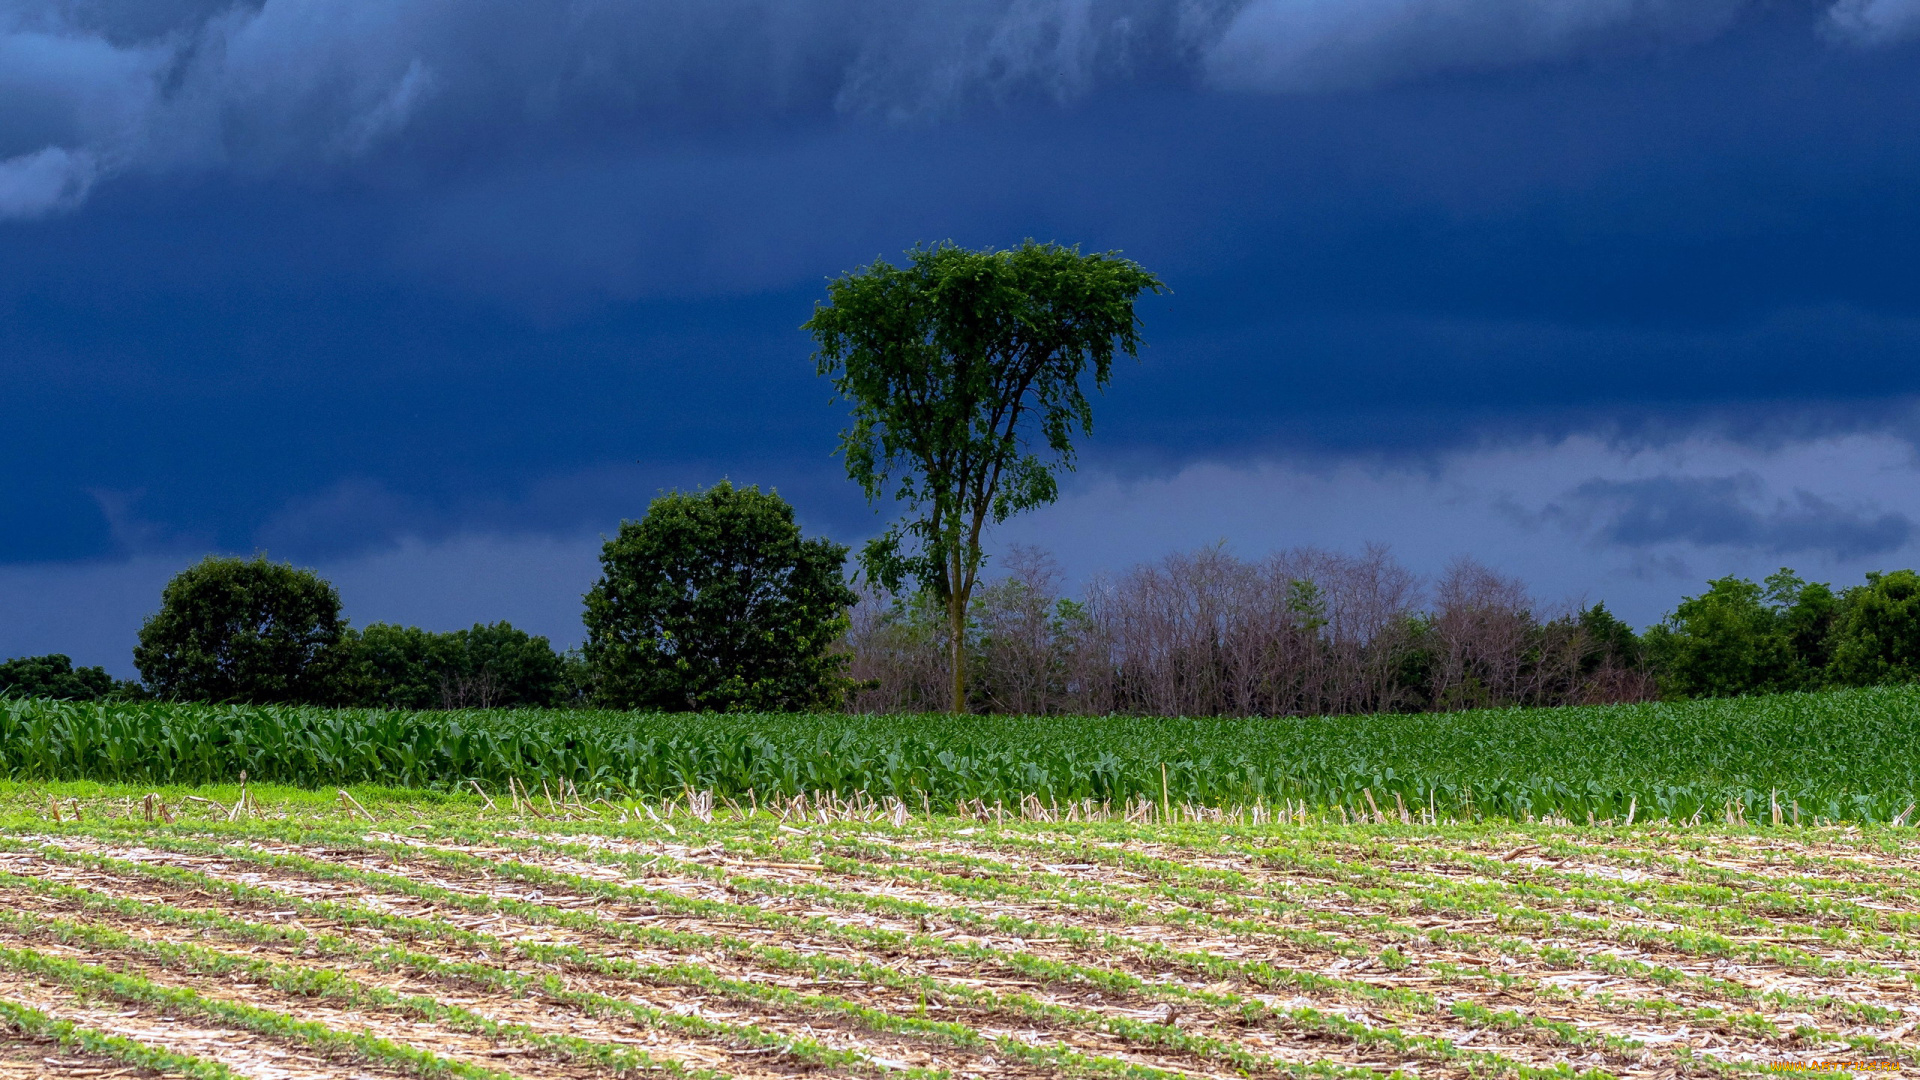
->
[0,787,1913,1079]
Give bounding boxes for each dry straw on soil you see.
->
[0,788,1914,1080]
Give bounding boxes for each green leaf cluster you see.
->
[0,654,135,701]
[332,622,574,709]
[1827,569,1920,686]
[582,481,858,712]
[1576,603,1645,672]
[133,555,348,705]
[809,241,1162,599]
[1641,566,1920,698]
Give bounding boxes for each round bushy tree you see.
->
[582,482,859,711]
[134,555,347,704]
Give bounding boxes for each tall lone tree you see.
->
[806,240,1163,713]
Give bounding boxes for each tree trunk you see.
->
[948,542,968,714]
[948,555,967,715]
[949,593,967,714]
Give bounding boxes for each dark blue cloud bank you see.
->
[8,0,1920,671]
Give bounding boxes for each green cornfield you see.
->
[3,686,1918,823]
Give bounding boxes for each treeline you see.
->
[331,623,578,708]
[0,555,584,709]
[1,483,846,711]
[1644,568,1920,697]
[849,550,1920,714]
[0,654,137,702]
[3,613,586,709]
[849,546,1651,715]
[11,481,1920,715]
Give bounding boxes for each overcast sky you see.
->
[7,0,1920,673]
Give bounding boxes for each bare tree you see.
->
[1424,560,1656,710]
[439,668,502,710]
[1427,557,1534,710]
[1080,544,1424,717]
[842,584,949,713]
[1578,662,1661,705]
[841,540,1655,718]
[972,546,1069,714]
[1293,545,1423,715]
[1090,545,1242,716]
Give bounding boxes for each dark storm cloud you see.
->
[6,0,1911,219]
[1561,475,1914,559]
[8,0,1920,578]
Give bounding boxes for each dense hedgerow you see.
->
[3,686,1917,823]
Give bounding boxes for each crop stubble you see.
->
[0,809,1913,1080]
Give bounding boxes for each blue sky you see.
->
[7,0,1920,673]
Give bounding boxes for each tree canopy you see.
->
[582,481,858,712]
[133,555,347,704]
[333,621,572,709]
[806,240,1163,712]
[0,654,125,701]
[1828,569,1920,686]
[1642,570,1835,699]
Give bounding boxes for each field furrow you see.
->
[403,826,1918,1023]
[0,954,412,1079]
[0,856,1003,1080]
[307,829,1920,1033]
[871,828,1920,915]
[1235,834,1920,894]
[718,826,1920,955]
[0,919,694,1080]
[1009,835,1920,934]
[0,840,1439,1080]
[590,831,1920,1031]
[0,1030,178,1080]
[0,796,1912,1080]
[0,837,1605,1080]
[1390,834,1920,890]
[15,829,1913,1078]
